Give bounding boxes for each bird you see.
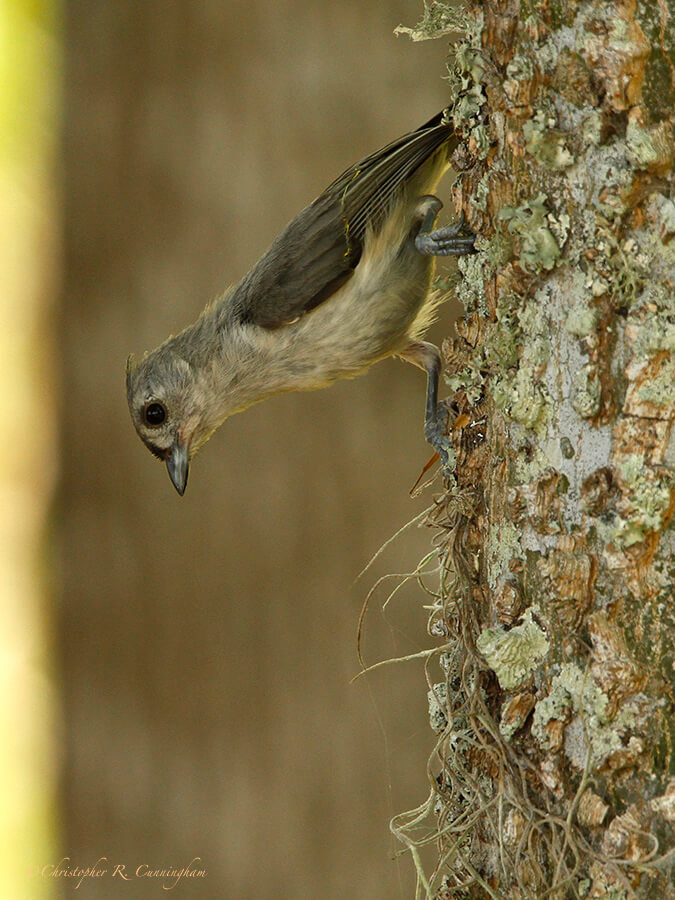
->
[126,109,475,495]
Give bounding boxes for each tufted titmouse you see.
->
[126,110,475,494]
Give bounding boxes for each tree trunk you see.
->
[395,1,674,897]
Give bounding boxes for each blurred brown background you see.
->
[8,0,455,897]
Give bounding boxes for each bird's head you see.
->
[126,346,214,495]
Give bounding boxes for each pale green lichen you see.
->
[605,247,642,311]
[523,111,575,170]
[449,289,519,400]
[535,35,559,74]
[434,5,489,162]
[587,143,635,218]
[568,209,599,266]
[532,663,644,770]
[444,361,484,404]
[487,520,522,591]
[575,3,642,90]
[624,195,675,355]
[519,297,551,369]
[483,323,519,374]
[532,663,606,746]
[477,607,550,690]
[578,878,592,897]
[483,229,512,270]
[635,355,675,407]
[500,194,561,272]
[499,716,519,742]
[572,365,602,419]
[606,455,675,547]
[470,123,490,158]
[394,0,468,41]
[513,443,550,484]
[651,194,675,240]
[547,210,571,250]
[456,250,490,315]
[493,368,553,432]
[537,22,576,67]
[489,292,554,434]
[626,119,661,168]
[473,170,492,213]
[581,109,603,147]
[635,315,675,355]
[442,446,458,472]
[626,119,675,171]
[505,52,534,88]
[428,683,448,734]
[566,300,599,337]
[447,35,489,156]
[633,282,675,355]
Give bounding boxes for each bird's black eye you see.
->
[144,401,167,426]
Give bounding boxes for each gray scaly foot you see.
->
[415,208,476,257]
[400,341,454,473]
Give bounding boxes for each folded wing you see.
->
[234,111,455,329]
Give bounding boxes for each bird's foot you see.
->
[415,213,476,257]
[399,338,456,474]
[425,403,454,472]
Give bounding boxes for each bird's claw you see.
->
[415,215,476,257]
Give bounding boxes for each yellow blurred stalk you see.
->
[0,1,59,896]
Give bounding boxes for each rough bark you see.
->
[396,1,674,897]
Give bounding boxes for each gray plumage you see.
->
[126,110,473,494]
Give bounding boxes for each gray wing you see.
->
[234,111,455,329]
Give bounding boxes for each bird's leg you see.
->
[400,341,453,471]
[414,197,476,257]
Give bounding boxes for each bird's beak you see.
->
[166,440,189,496]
